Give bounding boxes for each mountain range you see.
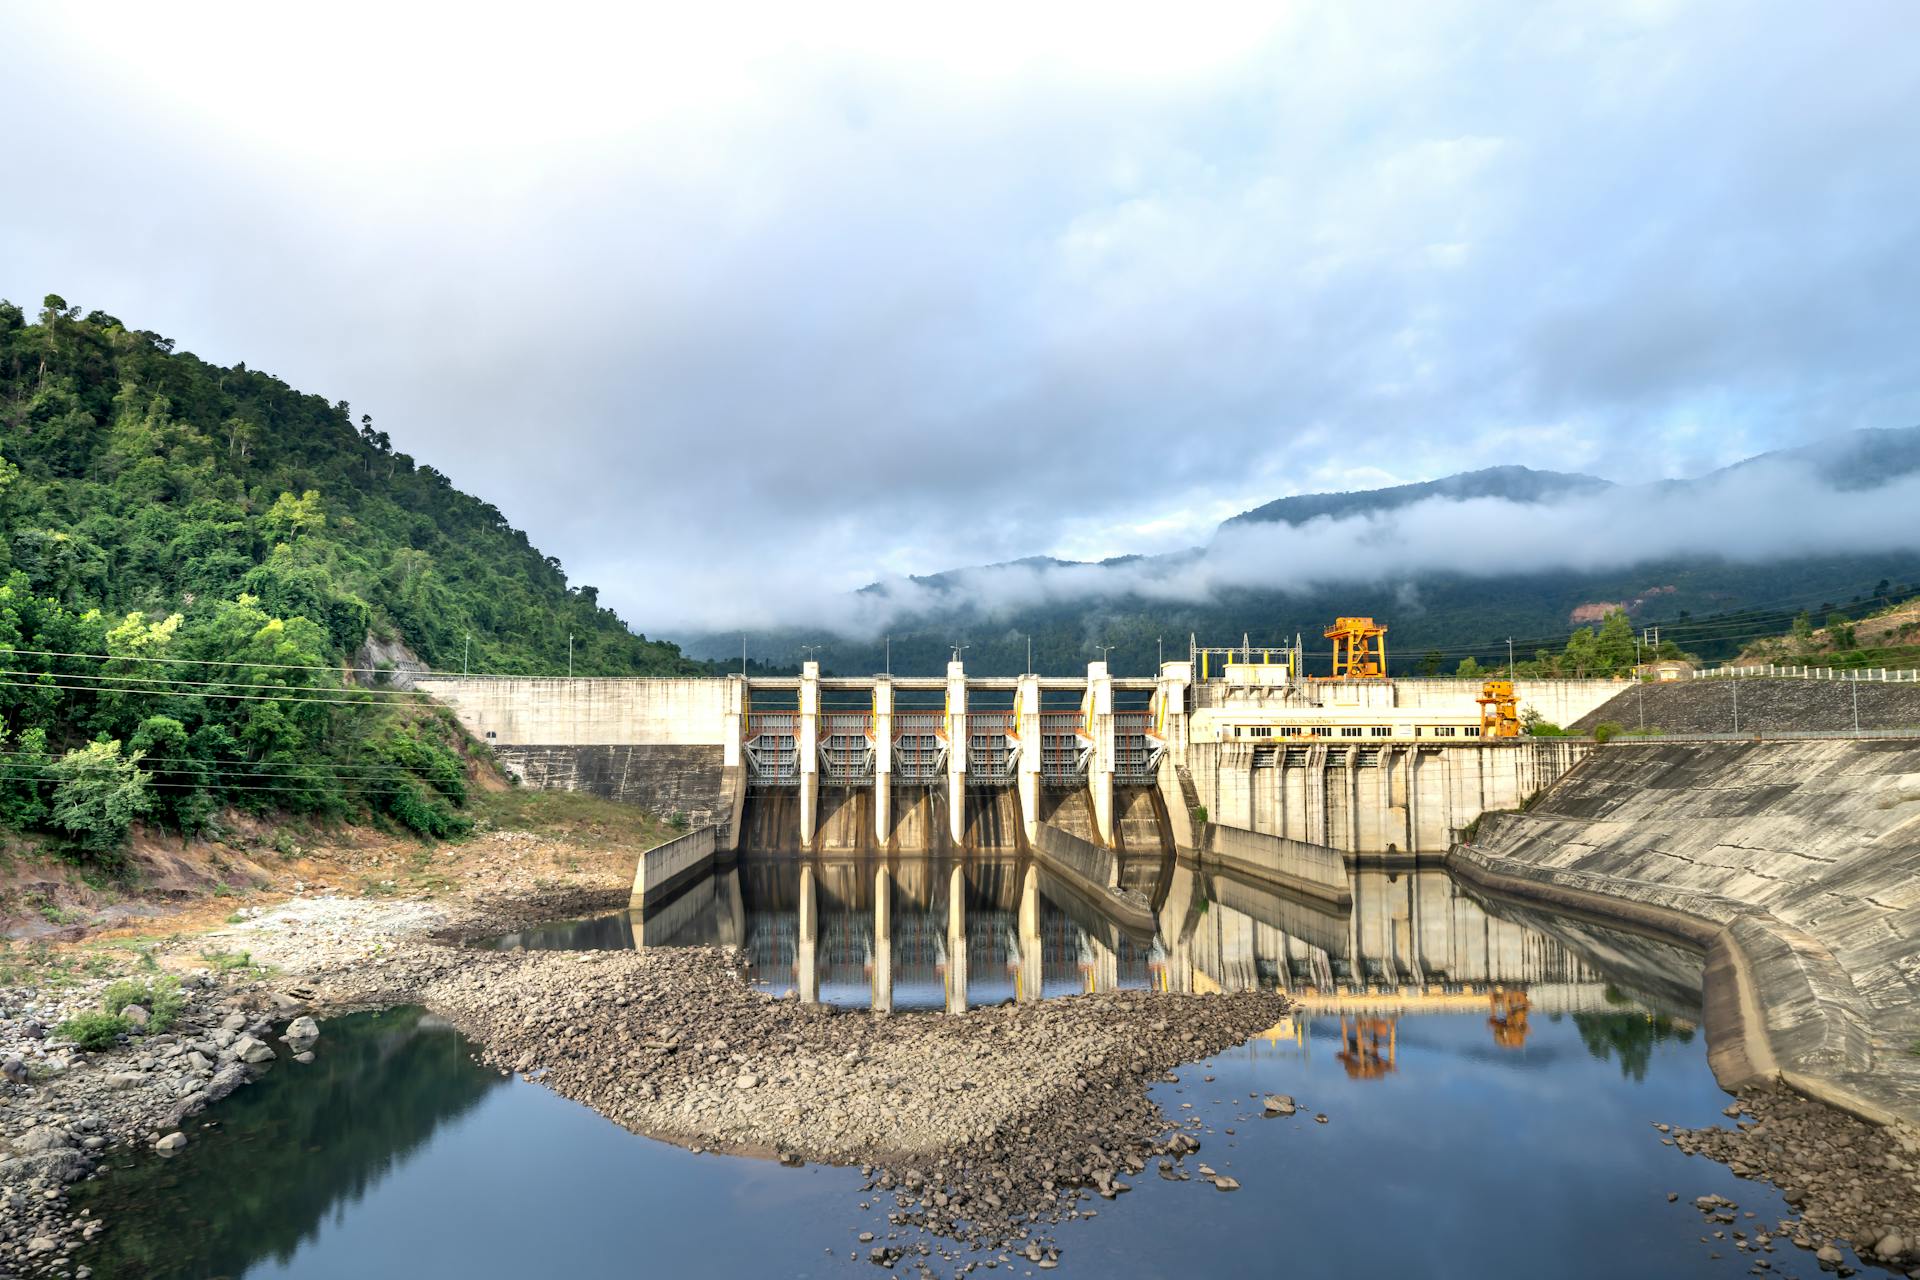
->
[676,427,1920,677]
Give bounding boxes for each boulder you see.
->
[231,1035,277,1065]
[122,1004,151,1030]
[2,1058,29,1085]
[154,1131,188,1154]
[282,1016,320,1044]
[15,1126,74,1154]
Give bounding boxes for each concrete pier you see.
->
[1016,673,1042,845]
[796,863,819,1004]
[1086,662,1115,846]
[798,662,819,850]
[1017,863,1043,1003]
[872,863,894,1016]
[873,678,893,846]
[946,660,968,846]
[946,862,968,1014]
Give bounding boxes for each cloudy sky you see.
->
[4,2,1917,635]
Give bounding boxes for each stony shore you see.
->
[1669,1085,1920,1277]
[1,881,1289,1276]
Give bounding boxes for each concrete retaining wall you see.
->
[1449,738,1920,1126]
[1388,678,1622,726]
[1197,823,1351,906]
[418,676,732,745]
[497,745,732,826]
[1032,822,1119,890]
[629,825,720,909]
[1030,823,1158,935]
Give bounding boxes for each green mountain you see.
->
[1,296,695,677]
[0,294,699,852]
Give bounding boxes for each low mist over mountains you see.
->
[676,428,1920,677]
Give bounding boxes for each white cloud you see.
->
[1,1,1916,637]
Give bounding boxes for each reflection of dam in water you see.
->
[1173,863,1620,1012]
[503,855,1692,1031]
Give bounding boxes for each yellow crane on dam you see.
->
[1324,616,1388,679]
[1477,680,1522,738]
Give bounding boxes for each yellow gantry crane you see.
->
[1324,617,1388,679]
[1477,680,1521,738]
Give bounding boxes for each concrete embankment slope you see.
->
[1449,738,1920,1126]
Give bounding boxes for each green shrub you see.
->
[47,741,151,855]
[200,949,256,972]
[58,1010,129,1051]
[101,975,185,1032]
[383,778,472,839]
[1593,721,1625,744]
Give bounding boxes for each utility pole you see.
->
[567,633,574,679]
[885,635,891,677]
[742,634,748,677]
[1852,676,1860,734]
[1158,636,1164,669]
[1507,637,1514,679]
[462,632,470,676]
[1732,676,1739,735]
[1026,635,1032,676]
[1635,632,1644,730]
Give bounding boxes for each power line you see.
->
[0,750,455,779]
[0,667,430,701]
[0,645,378,676]
[0,772,453,798]
[0,676,418,709]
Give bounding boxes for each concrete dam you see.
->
[418,655,1620,876]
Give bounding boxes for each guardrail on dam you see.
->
[418,661,1621,859]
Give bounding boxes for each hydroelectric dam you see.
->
[416,632,1623,906]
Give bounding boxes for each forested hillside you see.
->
[1,296,692,676]
[0,294,697,854]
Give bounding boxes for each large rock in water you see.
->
[282,1016,320,1044]
[231,1034,277,1065]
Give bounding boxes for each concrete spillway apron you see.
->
[1446,842,1900,1129]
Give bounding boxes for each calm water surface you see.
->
[79,860,1812,1279]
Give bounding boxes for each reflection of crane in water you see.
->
[1487,989,1530,1049]
[1336,1016,1397,1079]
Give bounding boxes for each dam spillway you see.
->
[416,657,1621,859]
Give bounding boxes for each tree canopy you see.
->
[0,295,705,853]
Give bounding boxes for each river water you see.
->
[76,858,1809,1279]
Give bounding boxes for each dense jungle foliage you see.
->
[0,294,699,855]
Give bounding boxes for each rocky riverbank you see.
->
[1,881,1289,1277]
[307,930,1290,1268]
[0,969,317,1277]
[1669,1083,1920,1277]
